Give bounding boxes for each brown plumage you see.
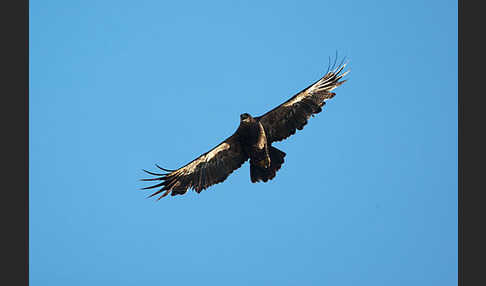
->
[142,59,349,199]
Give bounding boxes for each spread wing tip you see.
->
[140,165,174,200]
[314,60,350,93]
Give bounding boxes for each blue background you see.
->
[30,0,457,285]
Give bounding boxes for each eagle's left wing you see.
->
[141,133,248,199]
[256,61,349,143]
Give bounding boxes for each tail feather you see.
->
[250,146,286,183]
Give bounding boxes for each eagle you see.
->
[142,59,349,199]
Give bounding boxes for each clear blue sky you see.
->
[30,0,457,285]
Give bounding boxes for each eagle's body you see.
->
[236,114,285,183]
[142,60,349,199]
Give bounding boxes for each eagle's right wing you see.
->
[256,61,349,143]
[141,133,248,199]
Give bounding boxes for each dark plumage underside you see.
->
[250,146,286,183]
[141,134,248,199]
[142,58,349,200]
[256,60,348,143]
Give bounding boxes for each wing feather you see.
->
[141,133,248,199]
[256,61,349,143]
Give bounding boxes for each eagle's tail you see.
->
[250,146,286,183]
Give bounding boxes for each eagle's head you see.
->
[240,113,253,123]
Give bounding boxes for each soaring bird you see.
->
[142,59,349,199]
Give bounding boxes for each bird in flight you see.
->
[142,58,349,199]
